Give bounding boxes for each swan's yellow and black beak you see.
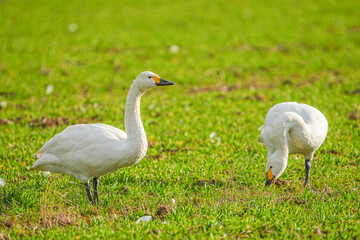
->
[265,167,275,187]
[153,76,175,86]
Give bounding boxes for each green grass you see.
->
[1,0,360,238]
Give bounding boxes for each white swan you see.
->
[30,71,174,204]
[257,102,328,188]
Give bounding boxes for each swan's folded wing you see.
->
[35,123,127,157]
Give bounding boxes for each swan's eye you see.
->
[148,76,152,79]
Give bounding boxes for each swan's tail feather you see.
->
[29,151,43,171]
[29,160,44,172]
[28,166,37,171]
[29,153,59,172]
[257,125,265,144]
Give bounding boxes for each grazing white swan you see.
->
[257,102,328,189]
[30,71,174,204]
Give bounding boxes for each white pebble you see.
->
[169,45,180,54]
[68,23,79,33]
[171,198,176,205]
[46,85,54,95]
[0,100,7,108]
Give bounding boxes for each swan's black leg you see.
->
[93,177,99,203]
[84,182,95,205]
[304,159,311,187]
[304,159,315,191]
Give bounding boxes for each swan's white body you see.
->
[30,71,174,203]
[30,123,145,183]
[258,102,328,186]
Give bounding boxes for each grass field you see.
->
[1,0,360,238]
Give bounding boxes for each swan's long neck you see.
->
[125,84,147,149]
[271,127,290,177]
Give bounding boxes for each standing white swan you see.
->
[258,102,328,189]
[30,71,174,204]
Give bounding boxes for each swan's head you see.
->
[265,153,287,187]
[134,71,174,91]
